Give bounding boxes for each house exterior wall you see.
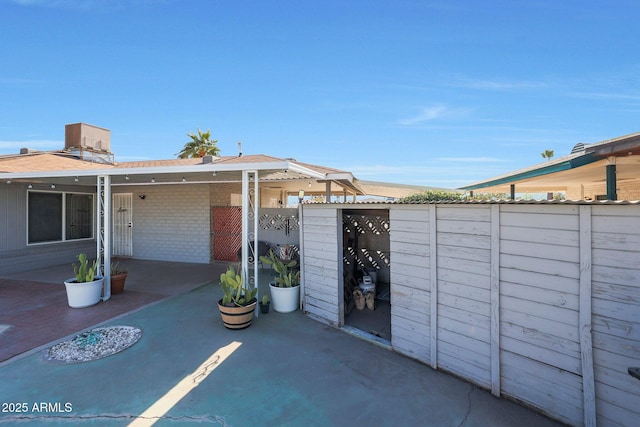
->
[209,182,284,208]
[0,183,95,274]
[0,181,300,274]
[300,202,640,427]
[566,179,640,201]
[116,184,211,264]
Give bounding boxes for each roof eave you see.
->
[460,153,599,191]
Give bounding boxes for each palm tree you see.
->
[541,149,554,161]
[177,129,220,158]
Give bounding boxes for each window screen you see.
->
[28,192,63,243]
[65,194,93,240]
[28,191,94,244]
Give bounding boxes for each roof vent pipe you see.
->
[238,141,242,157]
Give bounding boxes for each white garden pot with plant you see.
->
[260,248,300,314]
[64,253,104,308]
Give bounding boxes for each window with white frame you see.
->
[28,191,94,244]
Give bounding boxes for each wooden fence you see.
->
[300,202,640,426]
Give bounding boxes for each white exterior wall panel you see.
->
[591,206,640,427]
[126,184,210,264]
[301,207,340,326]
[435,205,492,388]
[301,202,640,426]
[389,207,432,364]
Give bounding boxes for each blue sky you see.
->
[1,0,639,188]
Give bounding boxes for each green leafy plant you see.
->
[110,260,127,275]
[261,294,269,305]
[259,249,300,288]
[219,266,257,307]
[72,253,101,283]
[399,190,467,203]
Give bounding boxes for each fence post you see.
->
[579,205,596,426]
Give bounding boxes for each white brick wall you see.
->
[120,184,211,263]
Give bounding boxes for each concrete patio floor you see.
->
[0,260,563,426]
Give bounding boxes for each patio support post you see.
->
[510,184,515,200]
[606,157,617,200]
[241,170,259,315]
[298,199,304,311]
[97,175,111,301]
[325,181,331,202]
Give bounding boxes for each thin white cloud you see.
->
[567,91,640,101]
[436,157,508,163]
[447,74,547,91]
[0,77,41,85]
[6,0,147,9]
[397,104,469,126]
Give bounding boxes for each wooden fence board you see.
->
[500,225,579,246]
[501,294,578,325]
[301,203,640,426]
[500,253,581,279]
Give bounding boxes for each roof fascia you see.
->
[460,153,599,191]
[286,162,328,179]
[0,160,293,180]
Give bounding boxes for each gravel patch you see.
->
[43,326,142,364]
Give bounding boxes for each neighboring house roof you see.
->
[356,180,458,199]
[460,131,640,193]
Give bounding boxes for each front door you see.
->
[112,193,133,256]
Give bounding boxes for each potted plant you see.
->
[259,249,300,313]
[218,266,258,329]
[64,253,104,308]
[259,294,271,314]
[110,260,128,295]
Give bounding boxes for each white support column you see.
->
[242,170,259,315]
[298,202,304,311]
[97,175,111,301]
[253,171,259,314]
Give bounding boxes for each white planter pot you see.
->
[269,283,300,313]
[64,277,104,308]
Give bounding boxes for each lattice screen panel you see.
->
[258,213,300,231]
[343,213,390,274]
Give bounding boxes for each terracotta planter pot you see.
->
[111,273,127,295]
[110,272,128,295]
[218,299,257,329]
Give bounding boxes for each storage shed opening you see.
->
[342,209,391,342]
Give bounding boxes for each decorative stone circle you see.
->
[43,326,142,364]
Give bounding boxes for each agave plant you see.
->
[72,253,101,283]
[259,249,300,288]
[219,266,257,307]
